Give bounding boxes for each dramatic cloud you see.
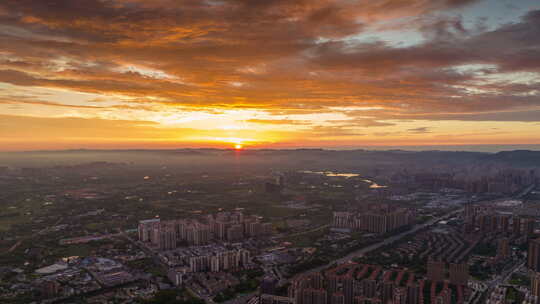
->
[0,0,539,149]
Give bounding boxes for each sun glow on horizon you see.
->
[1,0,539,151]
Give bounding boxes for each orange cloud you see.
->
[0,0,539,150]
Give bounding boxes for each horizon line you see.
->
[2,143,540,154]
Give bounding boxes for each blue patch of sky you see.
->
[344,0,538,48]
[455,0,538,31]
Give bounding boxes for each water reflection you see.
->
[299,171,387,188]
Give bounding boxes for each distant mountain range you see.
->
[1,148,539,170]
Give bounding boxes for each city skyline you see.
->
[1,0,540,150]
[2,3,540,301]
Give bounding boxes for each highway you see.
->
[292,208,463,278]
[291,183,537,280]
[516,184,536,199]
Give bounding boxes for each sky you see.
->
[0,0,539,151]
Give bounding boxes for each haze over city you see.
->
[3,2,540,304]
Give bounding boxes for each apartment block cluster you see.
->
[399,168,538,195]
[333,206,414,234]
[426,260,469,286]
[463,204,535,236]
[268,262,469,304]
[138,211,273,250]
[464,169,538,195]
[163,245,251,276]
[528,239,540,274]
[530,272,540,304]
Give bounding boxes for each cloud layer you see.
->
[0,0,539,149]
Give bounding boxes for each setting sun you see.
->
[234,144,243,150]
[0,0,539,151]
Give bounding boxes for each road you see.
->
[221,292,258,304]
[479,261,525,304]
[282,224,330,238]
[292,208,463,278]
[6,217,63,254]
[486,261,525,291]
[516,183,536,199]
